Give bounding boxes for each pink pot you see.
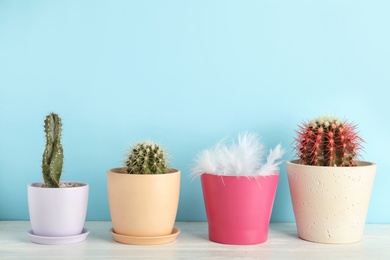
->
[201,173,279,245]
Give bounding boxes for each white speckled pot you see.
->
[286,160,376,244]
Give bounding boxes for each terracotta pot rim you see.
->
[107,167,180,175]
[287,159,375,168]
[28,182,89,188]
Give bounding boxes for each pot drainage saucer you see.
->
[110,227,180,245]
[28,228,90,245]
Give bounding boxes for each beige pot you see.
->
[286,160,376,244]
[107,168,180,239]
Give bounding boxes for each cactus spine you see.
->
[294,116,363,167]
[42,113,63,187]
[126,142,168,174]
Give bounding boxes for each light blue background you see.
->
[0,1,389,223]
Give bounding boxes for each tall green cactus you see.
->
[42,113,63,187]
[294,116,363,167]
[126,142,168,174]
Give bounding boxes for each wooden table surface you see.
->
[0,221,389,259]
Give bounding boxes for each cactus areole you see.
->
[294,116,363,167]
[125,142,168,174]
[42,113,64,187]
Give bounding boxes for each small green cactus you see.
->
[42,113,63,187]
[125,142,168,174]
[294,116,363,167]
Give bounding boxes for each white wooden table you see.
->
[0,221,389,259]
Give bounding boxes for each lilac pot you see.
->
[28,182,89,237]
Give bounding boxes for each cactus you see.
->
[125,142,168,174]
[42,113,63,187]
[294,116,363,167]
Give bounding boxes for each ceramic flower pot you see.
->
[27,182,89,237]
[286,160,376,243]
[107,168,180,244]
[201,173,279,245]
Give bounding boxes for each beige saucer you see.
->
[110,227,180,245]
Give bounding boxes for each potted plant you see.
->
[27,113,89,245]
[191,132,285,245]
[107,141,181,245]
[286,116,376,244]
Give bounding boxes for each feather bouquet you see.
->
[192,132,285,178]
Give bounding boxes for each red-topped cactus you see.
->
[294,116,363,166]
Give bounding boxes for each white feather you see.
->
[257,144,286,176]
[191,149,218,179]
[191,132,285,178]
[235,132,264,176]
